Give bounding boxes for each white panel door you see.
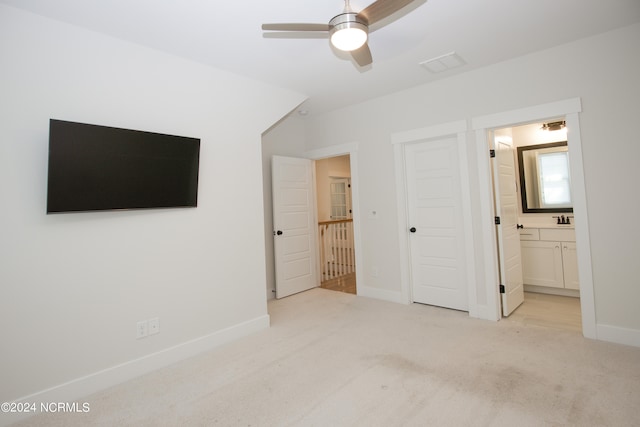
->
[272,156,317,299]
[406,137,468,311]
[492,139,524,316]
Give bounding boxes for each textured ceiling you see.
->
[2,0,640,115]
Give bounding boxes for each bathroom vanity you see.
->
[519,226,579,295]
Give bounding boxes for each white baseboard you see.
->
[1,315,270,427]
[524,284,580,298]
[357,285,407,304]
[596,323,640,348]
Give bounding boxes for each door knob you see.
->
[275,230,283,236]
[409,227,417,233]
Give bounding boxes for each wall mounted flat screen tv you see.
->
[47,119,200,214]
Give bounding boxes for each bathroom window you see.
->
[537,151,571,208]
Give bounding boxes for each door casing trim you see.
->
[392,120,477,313]
[471,97,596,339]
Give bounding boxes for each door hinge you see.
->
[495,216,500,225]
[489,149,496,158]
[499,284,505,294]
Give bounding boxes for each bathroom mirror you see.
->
[517,141,573,213]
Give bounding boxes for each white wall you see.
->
[294,24,640,342]
[0,4,305,407]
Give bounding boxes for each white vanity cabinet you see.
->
[519,227,579,290]
[561,242,579,290]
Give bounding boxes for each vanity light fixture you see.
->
[541,120,566,131]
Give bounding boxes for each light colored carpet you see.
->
[13,288,640,426]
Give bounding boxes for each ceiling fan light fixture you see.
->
[262,0,421,66]
[329,13,368,52]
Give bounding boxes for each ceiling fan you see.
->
[262,0,417,67]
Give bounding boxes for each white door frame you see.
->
[305,142,363,294]
[471,97,597,339]
[392,120,478,312]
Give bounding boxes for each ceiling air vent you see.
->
[420,52,466,73]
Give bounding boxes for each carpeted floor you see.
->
[12,288,640,426]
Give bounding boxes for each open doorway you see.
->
[315,155,356,295]
[268,143,362,300]
[490,119,582,332]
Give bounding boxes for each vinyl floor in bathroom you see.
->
[505,292,582,333]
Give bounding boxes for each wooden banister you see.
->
[318,219,353,226]
[318,219,355,282]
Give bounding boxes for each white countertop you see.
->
[519,223,574,229]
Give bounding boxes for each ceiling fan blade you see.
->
[262,23,330,32]
[351,43,372,67]
[263,32,329,40]
[357,0,415,26]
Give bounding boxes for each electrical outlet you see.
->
[148,317,160,335]
[136,320,148,339]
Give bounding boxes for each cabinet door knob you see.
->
[409,227,417,233]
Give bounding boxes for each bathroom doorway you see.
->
[490,119,582,332]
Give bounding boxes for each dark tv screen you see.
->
[47,119,200,214]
